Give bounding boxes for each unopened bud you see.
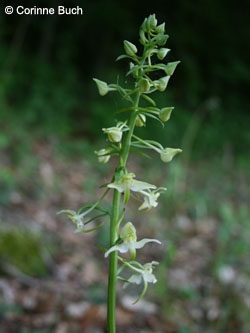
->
[141,18,147,32]
[156,23,165,34]
[165,61,180,76]
[156,34,169,46]
[124,40,137,57]
[159,107,174,122]
[135,114,146,127]
[157,48,170,60]
[95,148,112,163]
[138,78,150,92]
[103,127,123,143]
[160,148,182,163]
[93,78,109,96]
[155,76,170,92]
[147,14,157,30]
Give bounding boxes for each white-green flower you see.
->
[126,261,159,286]
[95,147,112,163]
[139,188,166,211]
[107,172,156,204]
[58,209,104,234]
[105,222,161,260]
[132,136,182,164]
[57,210,85,233]
[102,121,129,143]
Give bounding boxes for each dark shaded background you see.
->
[0,1,250,332]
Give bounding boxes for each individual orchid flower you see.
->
[105,222,161,260]
[57,209,104,233]
[102,121,129,143]
[95,147,113,163]
[139,187,167,211]
[107,172,156,204]
[132,134,182,164]
[121,261,159,304]
[125,261,159,286]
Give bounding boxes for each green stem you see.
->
[107,90,140,332]
[107,189,121,333]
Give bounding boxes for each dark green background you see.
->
[1,0,249,157]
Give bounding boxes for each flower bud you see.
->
[135,114,146,127]
[146,14,157,30]
[139,29,147,45]
[140,18,147,32]
[93,78,109,96]
[155,76,170,92]
[157,48,170,60]
[138,78,150,92]
[156,23,165,34]
[123,40,137,57]
[108,128,122,143]
[159,107,174,122]
[156,34,169,46]
[160,148,182,163]
[95,148,112,164]
[120,222,137,244]
[165,61,180,76]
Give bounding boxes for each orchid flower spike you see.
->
[139,187,167,211]
[108,172,156,204]
[102,121,129,143]
[105,222,161,260]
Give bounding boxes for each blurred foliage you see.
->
[0,0,249,159]
[0,227,55,277]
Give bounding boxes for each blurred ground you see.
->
[0,139,249,333]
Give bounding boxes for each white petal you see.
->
[144,272,157,283]
[128,274,142,285]
[107,182,124,192]
[138,200,149,211]
[104,243,129,257]
[130,180,156,192]
[134,238,161,249]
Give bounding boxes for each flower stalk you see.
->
[58,14,182,333]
